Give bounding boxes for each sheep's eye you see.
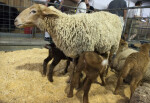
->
[30,10,36,14]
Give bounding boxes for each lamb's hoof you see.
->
[42,72,46,77]
[75,86,81,90]
[48,77,53,82]
[111,69,116,73]
[66,79,71,83]
[42,74,46,77]
[75,83,82,90]
[67,93,73,98]
[113,90,119,95]
[62,71,67,75]
[101,83,106,86]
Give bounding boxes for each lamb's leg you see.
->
[114,76,123,95]
[67,57,79,83]
[114,63,132,95]
[43,49,52,76]
[107,51,113,73]
[67,66,82,98]
[64,59,70,74]
[100,72,106,86]
[83,78,92,103]
[47,58,61,82]
[130,73,143,98]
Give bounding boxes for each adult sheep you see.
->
[14,4,122,59]
[111,39,138,72]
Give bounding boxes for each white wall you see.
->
[93,0,135,10]
[142,2,150,17]
[93,0,112,9]
[125,0,135,7]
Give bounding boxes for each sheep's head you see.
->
[14,4,60,28]
[116,39,128,54]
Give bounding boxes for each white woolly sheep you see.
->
[14,4,122,60]
[114,43,150,98]
[111,39,137,72]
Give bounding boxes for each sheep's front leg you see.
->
[47,58,61,82]
[43,49,52,76]
[83,78,92,103]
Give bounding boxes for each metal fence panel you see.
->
[0,0,149,51]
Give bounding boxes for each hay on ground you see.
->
[0,48,130,103]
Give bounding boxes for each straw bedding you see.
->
[0,48,130,103]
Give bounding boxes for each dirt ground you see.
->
[0,48,130,103]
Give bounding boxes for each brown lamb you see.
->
[67,51,108,103]
[114,43,150,98]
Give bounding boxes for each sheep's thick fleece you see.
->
[113,48,137,71]
[43,7,122,58]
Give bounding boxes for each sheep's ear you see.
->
[38,4,59,17]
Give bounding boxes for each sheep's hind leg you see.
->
[47,58,61,82]
[43,49,52,76]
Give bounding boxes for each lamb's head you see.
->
[116,39,128,54]
[14,4,60,28]
[140,43,150,55]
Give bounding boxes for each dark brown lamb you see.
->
[67,51,108,103]
[43,44,72,82]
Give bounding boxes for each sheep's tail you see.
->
[101,59,108,66]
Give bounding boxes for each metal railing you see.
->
[0,0,149,50]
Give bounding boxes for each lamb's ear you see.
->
[120,39,128,46]
[38,4,59,17]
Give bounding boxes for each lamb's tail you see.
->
[101,59,108,66]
